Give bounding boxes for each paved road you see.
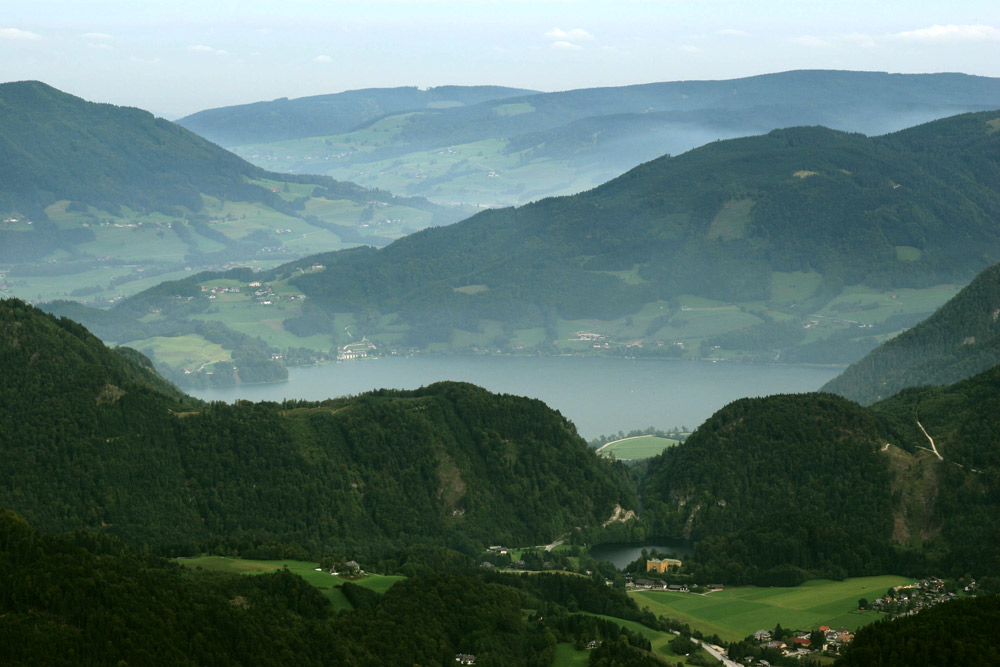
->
[696,640,739,667]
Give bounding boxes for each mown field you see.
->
[174,556,404,612]
[631,575,913,642]
[598,435,679,461]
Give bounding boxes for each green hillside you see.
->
[0,81,460,304]
[822,262,1000,404]
[0,298,634,555]
[639,362,1000,583]
[66,109,1000,384]
[178,84,537,146]
[286,111,1000,322]
[1,509,673,666]
[196,70,1000,207]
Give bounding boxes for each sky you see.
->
[2,0,999,119]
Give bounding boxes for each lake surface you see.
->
[189,356,841,440]
[589,541,693,570]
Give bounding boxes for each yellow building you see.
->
[646,558,682,573]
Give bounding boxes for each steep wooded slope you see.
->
[287,111,1000,322]
[0,299,633,554]
[640,363,1000,582]
[822,262,1000,404]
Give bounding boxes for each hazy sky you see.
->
[3,0,999,119]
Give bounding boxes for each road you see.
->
[696,640,739,667]
[916,421,943,461]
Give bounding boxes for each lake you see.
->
[589,541,693,570]
[189,356,841,440]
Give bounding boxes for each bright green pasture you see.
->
[631,575,912,642]
[598,435,679,460]
[127,334,231,371]
[174,556,403,611]
[814,284,960,325]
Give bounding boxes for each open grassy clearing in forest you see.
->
[597,435,679,460]
[174,556,404,611]
[631,575,913,642]
[128,334,231,371]
[581,614,713,666]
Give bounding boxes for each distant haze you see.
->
[2,1,999,118]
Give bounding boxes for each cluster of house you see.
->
[629,579,696,592]
[321,560,362,577]
[754,626,854,655]
[869,577,965,617]
[480,545,530,570]
[569,331,649,350]
[201,284,242,296]
[197,280,307,307]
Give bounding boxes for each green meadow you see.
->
[631,575,912,642]
[598,435,679,461]
[174,556,404,612]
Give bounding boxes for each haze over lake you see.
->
[190,357,841,439]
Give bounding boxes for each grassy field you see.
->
[174,556,404,611]
[631,575,913,642]
[598,435,679,460]
[128,334,231,372]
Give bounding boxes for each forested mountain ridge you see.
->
[0,298,634,555]
[181,70,1000,207]
[178,84,537,146]
[277,111,1000,339]
[822,261,1000,404]
[639,362,1000,583]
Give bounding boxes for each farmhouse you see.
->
[646,557,682,573]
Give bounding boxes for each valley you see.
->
[4,34,1000,661]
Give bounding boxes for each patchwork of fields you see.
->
[631,575,913,642]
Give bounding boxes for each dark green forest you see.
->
[0,509,679,666]
[823,261,1000,403]
[0,298,633,557]
[639,362,1000,584]
[835,594,1000,667]
[6,295,1000,663]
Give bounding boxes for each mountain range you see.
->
[178,70,1000,206]
[61,107,1000,385]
